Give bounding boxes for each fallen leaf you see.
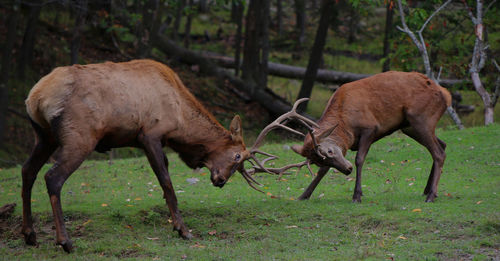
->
[82,219,92,226]
[397,235,407,240]
[134,197,142,201]
[147,237,159,240]
[101,203,108,207]
[208,230,217,235]
[346,177,354,181]
[409,182,414,186]
[476,201,482,204]
[266,192,272,196]
[318,193,325,198]
[385,179,392,184]
[289,197,295,200]
[286,225,298,229]
[391,162,395,166]
[270,195,278,199]
[200,172,207,176]
[125,225,133,230]
[126,204,134,207]
[412,208,422,212]
[190,242,206,248]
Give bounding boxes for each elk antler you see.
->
[243,98,320,177]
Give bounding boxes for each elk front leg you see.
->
[139,134,192,239]
[21,139,56,246]
[352,131,375,203]
[298,167,329,200]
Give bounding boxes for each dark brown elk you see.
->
[22,59,269,252]
[250,71,451,203]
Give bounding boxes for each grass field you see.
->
[0,125,499,260]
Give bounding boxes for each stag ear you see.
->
[230,115,243,142]
[291,144,304,156]
[317,124,337,141]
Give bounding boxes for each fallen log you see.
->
[201,52,467,87]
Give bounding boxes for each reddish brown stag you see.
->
[22,59,269,252]
[251,71,451,203]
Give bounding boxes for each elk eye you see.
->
[235,154,241,161]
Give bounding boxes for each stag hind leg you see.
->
[402,125,446,202]
[21,128,57,246]
[138,133,192,239]
[43,142,94,253]
[298,167,330,200]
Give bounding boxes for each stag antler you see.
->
[243,98,321,178]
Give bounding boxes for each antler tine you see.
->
[239,167,264,193]
[250,98,319,151]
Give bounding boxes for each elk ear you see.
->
[291,144,304,156]
[230,115,243,141]
[318,124,337,141]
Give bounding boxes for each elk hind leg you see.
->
[21,134,56,245]
[44,144,94,252]
[402,126,445,202]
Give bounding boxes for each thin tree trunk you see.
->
[70,0,88,64]
[0,0,21,148]
[294,0,306,45]
[242,0,270,93]
[296,0,335,112]
[233,0,244,76]
[382,1,394,72]
[17,3,42,78]
[276,0,283,36]
[184,0,193,48]
[172,0,186,42]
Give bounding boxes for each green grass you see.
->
[0,125,499,260]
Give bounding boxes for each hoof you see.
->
[58,240,73,253]
[180,230,193,240]
[297,194,310,200]
[23,231,37,246]
[425,193,437,202]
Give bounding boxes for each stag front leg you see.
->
[139,134,192,239]
[352,131,375,203]
[21,139,56,246]
[298,167,329,200]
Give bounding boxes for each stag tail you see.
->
[439,87,452,107]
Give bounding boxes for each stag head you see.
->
[291,126,353,175]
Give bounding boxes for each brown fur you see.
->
[295,71,450,203]
[22,60,248,252]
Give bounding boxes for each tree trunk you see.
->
[172,0,186,42]
[471,72,494,125]
[294,0,306,45]
[137,0,159,57]
[198,0,208,13]
[183,0,193,48]
[242,0,270,94]
[276,0,283,36]
[70,0,88,64]
[296,0,336,112]
[17,3,42,78]
[233,0,244,76]
[0,1,21,148]
[382,1,394,72]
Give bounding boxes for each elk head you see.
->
[205,115,250,188]
[242,98,353,179]
[291,126,353,175]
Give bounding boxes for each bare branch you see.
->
[485,0,498,14]
[462,0,477,23]
[418,0,453,34]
